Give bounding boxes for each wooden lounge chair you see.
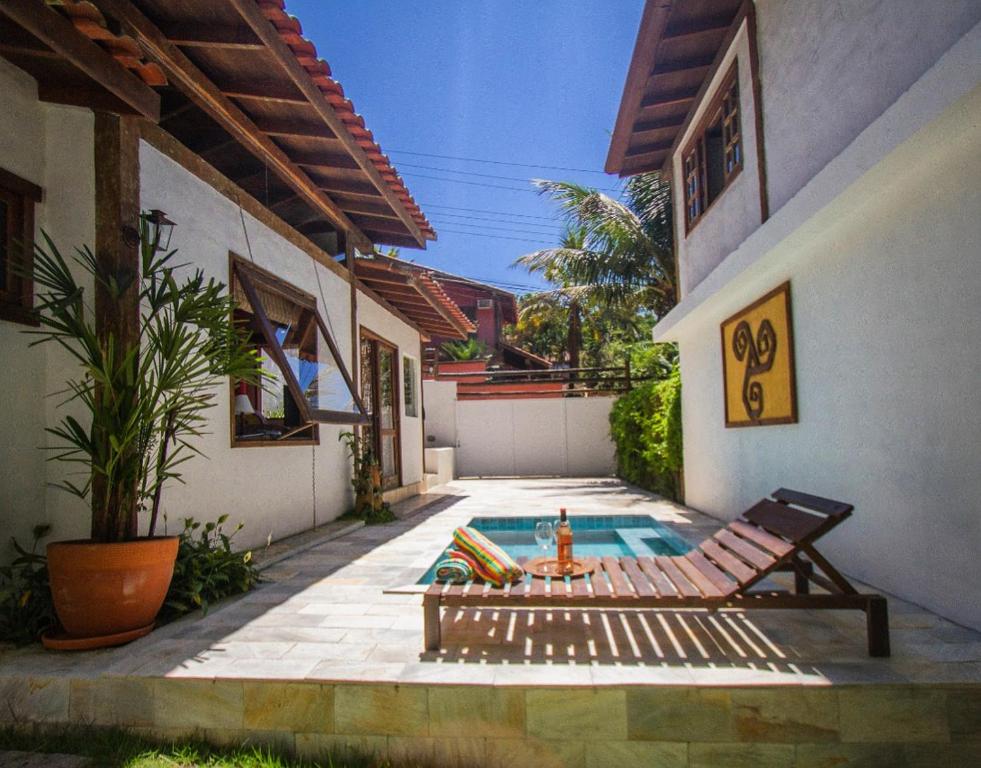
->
[423,488,890,656]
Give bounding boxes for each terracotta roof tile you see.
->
[258,0,435,240]
[59,1,168,87]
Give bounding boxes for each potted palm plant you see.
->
[29,215,258,649]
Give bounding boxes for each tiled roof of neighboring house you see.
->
[257,0,434,240]
[354,256,475,340]
[415,272,478,336]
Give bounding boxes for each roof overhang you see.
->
[0,0,162,120]
[353,256,476,341]
[605,0,743,177]
[1,0,435,252]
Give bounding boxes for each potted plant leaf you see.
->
[28,215,259,649]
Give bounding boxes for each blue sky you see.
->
[288,0,643,294]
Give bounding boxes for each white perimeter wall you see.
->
[423,381,616,478]
[675,80,981,630]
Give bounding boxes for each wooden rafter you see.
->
[94,0,370,251]
[158,22,264,50]
[225,0,427,247]
[0,0,159,119]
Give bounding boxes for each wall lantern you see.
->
[142,209,176,252]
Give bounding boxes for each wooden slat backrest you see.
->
[683,551,738,596]
[772,488,853,517]
[713,529,777,570]
[699,539,758,585]
[741,500,828,543]
[729,520,794,557]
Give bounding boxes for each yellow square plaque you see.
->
[721,282,797,427]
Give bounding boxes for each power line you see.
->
[397,162,620,192]
[430,219,560,238]
[421,203,559,222]
[434,211,560,228]
[388,148,610,175]
[401,172,536,192]
[436,228,554,244]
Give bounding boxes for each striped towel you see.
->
[434,556,472,584]
[452,527,524,587]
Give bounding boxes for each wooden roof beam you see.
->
[604,0,673,174]
[625,139,674,158]
[650,54,716,77]
[226,0,427,247]
[663,14,734,42]
[253,116,337,140]
[640,86,700,110]
[159,22,264,50]
[94,0,370,251]
[218,80,307,105]
[0,0,159,120]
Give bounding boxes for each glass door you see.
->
[360,330,401,490]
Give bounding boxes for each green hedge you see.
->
[609,364,682,500]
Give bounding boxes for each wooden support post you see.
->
[92,112,142,541]
[866,595,891,657]
[423,594,441,651]
[792,557,813,595]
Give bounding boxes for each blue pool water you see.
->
[418,515,690,584]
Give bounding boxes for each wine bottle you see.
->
[556,508,573,572]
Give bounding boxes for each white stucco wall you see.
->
[670,1,981,299]
[0,81,426,560]
[674,78,981,630]
[756,0,981,215]
[139,143,367,549]
[357,294,424,487]
[0,59,97,550]
[672,19,764,297]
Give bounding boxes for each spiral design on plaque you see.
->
[732,319,777,420]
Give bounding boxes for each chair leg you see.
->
[866,596,890,657]
[423,595,441,651]
[794,559,813,595]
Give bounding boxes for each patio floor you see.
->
[2,478,979,766]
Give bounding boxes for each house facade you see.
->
[608,0,981,630]
[0,0,459,553]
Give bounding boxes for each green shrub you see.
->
[0,526,56,645]
[161,515,261,620]
[609,363,683,500]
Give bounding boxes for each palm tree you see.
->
[514,173,675,359]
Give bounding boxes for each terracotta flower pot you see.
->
[45,537,178,648]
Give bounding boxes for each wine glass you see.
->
[534,521,553,562]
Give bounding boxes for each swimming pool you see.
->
[417,515,690,584]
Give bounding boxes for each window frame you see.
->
[682,62,743,235]
[229,254,369,449]
[0,167,42,326]
[402,353,419,418]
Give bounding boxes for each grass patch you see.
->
[0,726,425,768]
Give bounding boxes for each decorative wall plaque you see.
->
[721,282,797,427]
